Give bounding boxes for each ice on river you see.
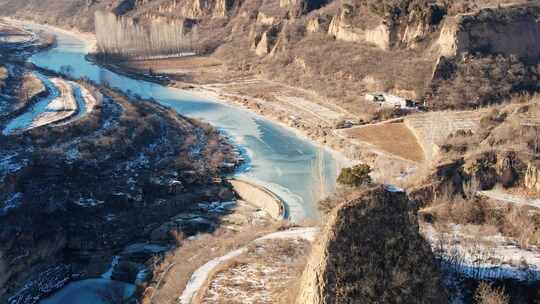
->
[39,279,135,304]
[3,73,59,135]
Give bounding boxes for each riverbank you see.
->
[6,17,355,175]
[3,17,96,53]
[83,51,430,187]
[229,178,287,220]
[89,55,355,170]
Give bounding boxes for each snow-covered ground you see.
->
[0,152,25,176]
[422,223,540,281]
[54,82,97,126]
[178,227,318,304]
[26,78,77,129]
[1,192,22,216]
[202,237,309,304]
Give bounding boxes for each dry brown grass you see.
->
[194,238,310,304]
[20,73,45,98]
[141,223,283,304]
[129,56,222,71]
[121,55,236,84]
[500,205,540,249]
[474,282,510,304]
[422,189,540,249]
[341,122,425,162]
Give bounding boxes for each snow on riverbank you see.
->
[422,223,540,281]
[1,73,79,134]
[2,72,100,134]
[2,72,58,135]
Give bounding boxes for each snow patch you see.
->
[422,223,540,281]
[74,197,104,208]
[2,192,22,215]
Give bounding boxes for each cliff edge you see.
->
[296,185,446,304]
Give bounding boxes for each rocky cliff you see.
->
[436,5,540,61]
[327,1,446,50]
[3,0,540,113]
[297,185,446,304]
[525,161,540,192]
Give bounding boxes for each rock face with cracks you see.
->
[296,185,446,304]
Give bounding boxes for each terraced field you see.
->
[338,122,425,163]
[405,111,484,162]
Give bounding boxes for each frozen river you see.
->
[19,22,342,304]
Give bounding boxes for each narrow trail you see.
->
[478,189,540,209]
[178,227,318,304]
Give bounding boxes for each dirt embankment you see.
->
[296,185,447,304]
[229,179,286,220]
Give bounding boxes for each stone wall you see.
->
[230,179,285,220]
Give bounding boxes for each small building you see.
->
[365,92,420,110]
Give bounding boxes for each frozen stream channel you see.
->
[10,21,344,304]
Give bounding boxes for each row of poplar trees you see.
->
[95,11,198,58]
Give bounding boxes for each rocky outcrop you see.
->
[142,0,237,19]
[255,31,271,56]
[436,5,540,60]
[253,25,281,57]
[256,12,275,26]
[327,2,445,50]
[525,162,540,192]
[328,13,391,50]
[297,186,446,304]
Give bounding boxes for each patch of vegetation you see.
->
[337,163,372,187]
[474,282,510,304]
[430,55,540,110]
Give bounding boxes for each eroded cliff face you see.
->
[297,186,446,304]
[327,12,392,50]
[525,162,540,192]
[436,5,540,61]
[133,0,239,20]
[326,2,445,50]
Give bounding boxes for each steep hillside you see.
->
[1,0,539,115]
[0,0,119,31]
[296,185,446,304]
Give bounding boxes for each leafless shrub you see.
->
[474,282,509,304]
[501,206,540,249]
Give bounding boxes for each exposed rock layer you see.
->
[525,162,540,192]
[437,5,540,61]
